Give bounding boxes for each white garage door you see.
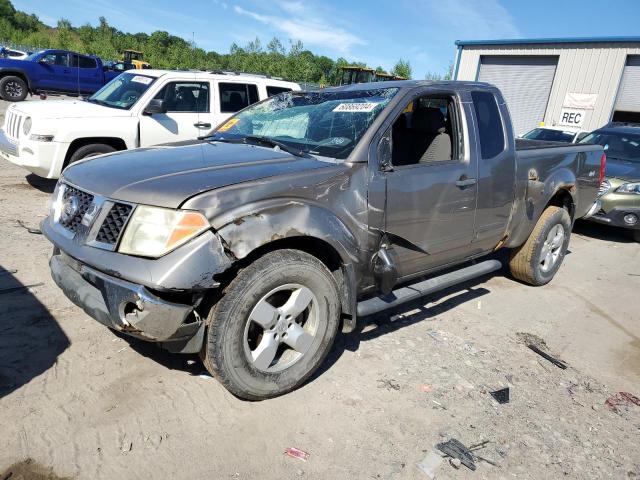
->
[478,56,558,135]
[614,56,640,113]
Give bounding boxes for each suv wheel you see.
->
[0,76,28,102]
[64,143,116,171]
[509,206,571,286]
[201,249,341,400]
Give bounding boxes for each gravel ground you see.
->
[0,97,639,480]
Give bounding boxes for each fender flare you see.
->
[213,199,361,331]
[0,68,32,91]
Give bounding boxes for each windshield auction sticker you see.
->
[217,118,239,132]
[333,103,378,113]
[131,75,153,85]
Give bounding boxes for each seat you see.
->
[410,108,452,163]
[228,92,246,111]
[172,87,197,112]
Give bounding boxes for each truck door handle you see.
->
[455,177,477,188]
[194,122,211,129]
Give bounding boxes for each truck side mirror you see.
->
[143,99,166,116]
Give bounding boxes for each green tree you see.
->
[392,59,412,79]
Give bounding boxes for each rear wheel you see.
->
[509,206,571,286]
[0,76,28,101]
[201,249,341,400]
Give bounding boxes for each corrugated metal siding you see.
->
[615,56,640,112]
[479,56,557,134]
[456,42,640,131]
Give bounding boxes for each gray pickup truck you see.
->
[42,81,604,399]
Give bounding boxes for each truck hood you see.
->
[0,58,31,69]
[12,99,131,119]
[606,157,640,182]
[62,141,336,208]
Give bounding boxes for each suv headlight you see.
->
[616,182,640,194]
[118,205,210,258]
[23,117,32,135]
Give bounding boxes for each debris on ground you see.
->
[517,332,568,369]
[284,447,310,462]
[490,387,510,404]
[605,392,640,414]
[417,451,443,479]
[377,377,401,391]
[436,438,477,471]
[16,219,42,234]
[419,384,433,393]
[0,282,44,295]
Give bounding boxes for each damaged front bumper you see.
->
[50,250,207,353]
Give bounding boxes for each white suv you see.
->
[0,70,300,178]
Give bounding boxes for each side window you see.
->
[219,83,259,113]
[42,52,68,66]
[79,56,97,69]
[471,91,505,158]
[266,86,292,97]
[154,82,210,113]
[389,95,458,167]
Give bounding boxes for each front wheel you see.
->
[0,76,28,102]
[509,206,572,286]
[201,249,341,400]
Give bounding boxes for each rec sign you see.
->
[558,107,586,128]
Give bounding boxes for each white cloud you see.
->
[232,3,366,55]
[422,0,520,39]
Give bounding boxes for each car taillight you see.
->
[599,153,606,186]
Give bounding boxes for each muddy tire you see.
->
[201,249,341,400]
[509,206,571,286]
[0,75,28,102]
[64,143,116,171]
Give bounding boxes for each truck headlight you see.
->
[616,182,640,194]
[23,117,32,135]
[118,205,210,258]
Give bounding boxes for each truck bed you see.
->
[515,138,573,150]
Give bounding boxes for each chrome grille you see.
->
[59,186,94,233]
[4,110,22,140]
[96,203,132,245]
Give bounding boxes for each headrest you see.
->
[412,108,446,134]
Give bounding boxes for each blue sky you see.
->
[12,0,640,77]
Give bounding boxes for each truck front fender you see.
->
[214,199,360,266]
[0,68,32,90]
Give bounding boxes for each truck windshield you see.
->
[581,131,640,163]
[208,88,399,160]
[87,72,156,110]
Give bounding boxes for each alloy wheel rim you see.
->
[5,81,22,97]
[243,283,319,373]
[539,224,565,273]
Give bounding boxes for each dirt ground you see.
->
[0,97,639,480]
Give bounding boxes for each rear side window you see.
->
[219,83,259,113]
[71,55,97,69]
[471,91,505,158]
[266,86,292,97]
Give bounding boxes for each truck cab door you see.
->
[71,54,101,94]
[139,80,209,147]
[378,91,478,278]
[38,52,71,92]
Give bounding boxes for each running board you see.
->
[356,259,502,317]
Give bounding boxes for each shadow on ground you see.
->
[26,173,57,194]
[573,219,635,243]
[0,267,69,399]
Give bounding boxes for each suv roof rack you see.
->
[208,70,284,81]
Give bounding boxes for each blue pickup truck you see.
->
[0,49,122,102]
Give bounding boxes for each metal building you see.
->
[453,37,640,135]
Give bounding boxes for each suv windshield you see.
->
[87,72,156,110]
[208,88,399,160]
[581,130,640,163]
[523,128,576,143]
